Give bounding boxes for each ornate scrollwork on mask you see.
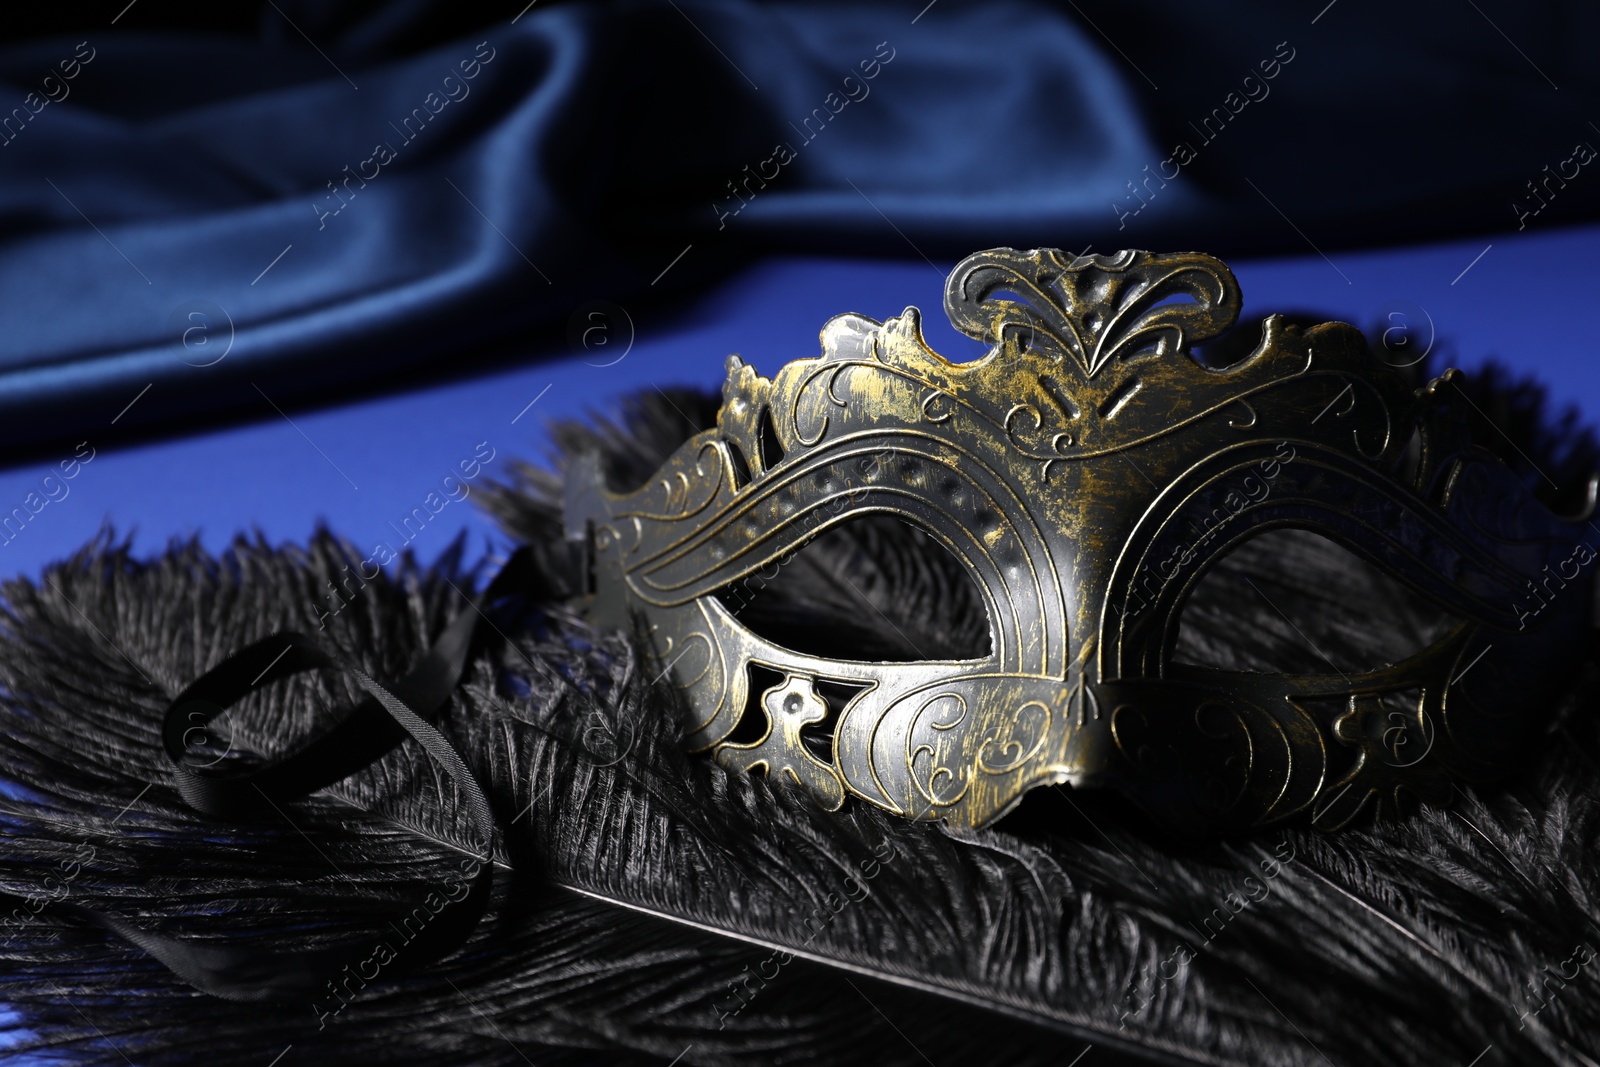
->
[565,248,1597,834]
[716,674,846,809]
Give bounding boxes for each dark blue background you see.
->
[0,0,1596,581]
[0,221,1592,584]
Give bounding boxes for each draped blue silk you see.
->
[0,0,1593,451]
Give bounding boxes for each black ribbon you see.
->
[71,548,535,1002]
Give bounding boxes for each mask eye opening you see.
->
[711,515,993,663]
[1170,528,1462,676]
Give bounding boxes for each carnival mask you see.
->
[564,248,1596,834]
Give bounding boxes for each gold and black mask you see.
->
[565,248,1596,834]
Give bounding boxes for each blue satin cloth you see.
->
[1,220,1598,587]
[0,0,1594,452]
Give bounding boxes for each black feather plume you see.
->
[0,361,1595,1066]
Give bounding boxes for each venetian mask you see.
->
[564,248,1595,833]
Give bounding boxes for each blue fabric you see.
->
[0,222,1596,585]
[0,0,1595,452]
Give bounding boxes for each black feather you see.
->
[0,356,1594,1066]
